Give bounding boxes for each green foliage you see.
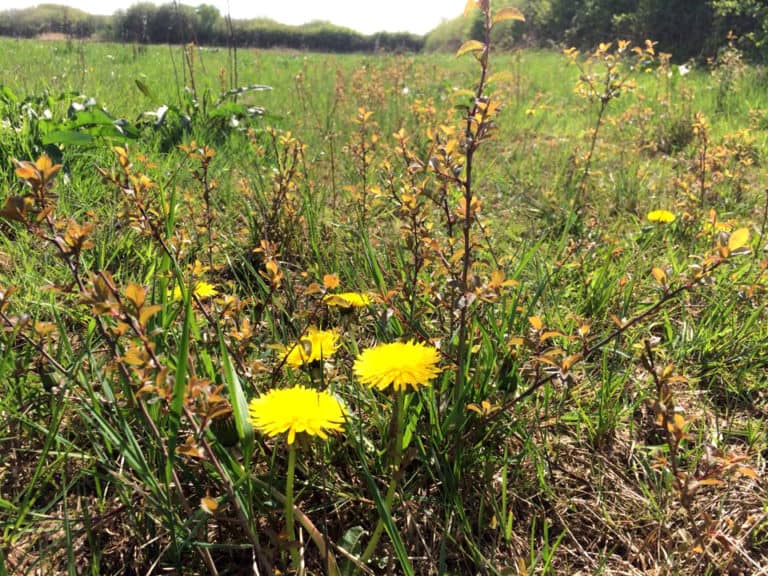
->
[1,16,767,575]
[520,0,768,63]
[0,4,104,38]
[3,0,767,63]
[426,0,768,63]
[424,15,467,52]
[0,2,423,53]
[710,0,768,61]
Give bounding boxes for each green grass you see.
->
[1,32,767,575]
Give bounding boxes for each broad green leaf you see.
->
[41,130,94,146]
[206,102,248,118]
[456,40,485,58]
[492,6,525,24]
[69,107,116,127]
[87,123,139,141]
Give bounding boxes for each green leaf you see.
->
[69,107,116,127]
[167,289,193,468]
[135,78,155,100]
[207,102,248,119]
[1,84,18,104]
[215,83,271,105]
[0,540,8,576]
[86,122,140,141]
[220,335,254,455]
[338,526,366,576]
[354,441,414,576]
[0,496,16,511]
[41,130,94,146]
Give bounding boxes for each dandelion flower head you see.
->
[171,281,219,301]
[323,292,372,308]
[248,385,347,445]
[354,340,441,393]
[282,327,340,367]
[647,209,676,223]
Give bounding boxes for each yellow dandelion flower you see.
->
[171,281,219,301]
[282,327,340,367]
[193,281,219,298]
[354,340,441,392]
[323,292,372,308]
[647,209,676,223]
[248,385,347,445]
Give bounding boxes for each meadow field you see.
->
[1,10,767,575]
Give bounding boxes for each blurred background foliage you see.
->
[1,1,767,62]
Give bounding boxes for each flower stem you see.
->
[285,443,300,570]
[360,392,405,564]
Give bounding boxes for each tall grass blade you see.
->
[219,333,254,456]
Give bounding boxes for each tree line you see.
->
[0,3,424,53]
[511,0,768,62]
[1,1,766,62]
[428,0,767,62]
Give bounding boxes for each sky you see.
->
[3,0,470,35]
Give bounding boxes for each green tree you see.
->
[114,3,157,43]
[710,0,768,60]
[195,4,221,45]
